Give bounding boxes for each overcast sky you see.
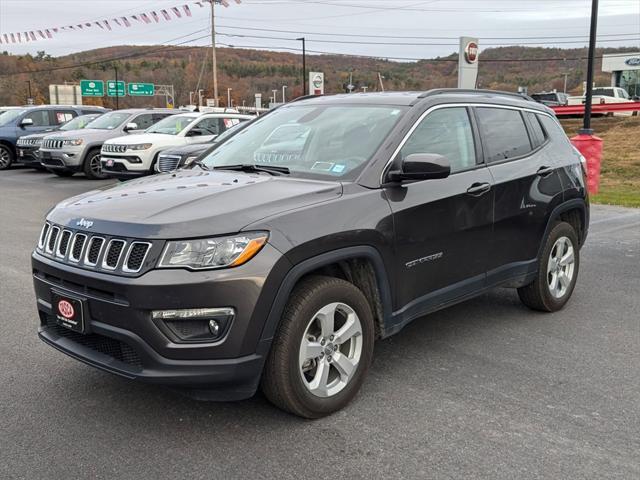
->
[0,0,638,60]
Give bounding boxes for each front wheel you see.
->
[83,149,107,180]
[261,276,375,418]
[0,144,14,170]
[518,221,580,312]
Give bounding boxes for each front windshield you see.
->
[0,109,27,126]
[199,105,406,180]
[60,114,100,131]
[147,115,197,135]
[85,112,130,130]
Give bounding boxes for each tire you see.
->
[0,144,14,170]
[261,275,375,418]
[52,170,74,177]
[518,222,580,312]
[83,148,107,180]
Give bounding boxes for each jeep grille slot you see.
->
[103,239,126,270]
[124,242,151,272]
[38,223,50,249]
[56,230,72,258]
[69,233,87,262]
[85,237,105,266]
[157,155,181,173]
[46,226,60,254]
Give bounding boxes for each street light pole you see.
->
[282,85,287,103]
[227,87,232,108]
[582,0,599,134]
[211,0,218,107]
[297,37,306,96]
[272,89,278,104]
[114,65,119,110]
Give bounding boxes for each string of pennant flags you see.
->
[0,0,241,45]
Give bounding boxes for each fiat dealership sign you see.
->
[465,42,479,64]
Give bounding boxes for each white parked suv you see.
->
[100,112,253,179]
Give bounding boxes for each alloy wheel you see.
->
[89,153,103,177]
[0,147,11,169]
[298,302,363,398]
[547,236,575,299]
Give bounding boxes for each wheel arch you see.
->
[259,246,394,344]
[538,199,589,257]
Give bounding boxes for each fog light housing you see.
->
[152,307,234,343]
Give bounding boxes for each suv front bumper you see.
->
[32,245,291,400]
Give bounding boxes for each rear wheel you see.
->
[261,276,375,418]
[0,144,13,170]
[518,222,579,312]
[83,148,107,180]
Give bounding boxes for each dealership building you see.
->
[602,52,640,97]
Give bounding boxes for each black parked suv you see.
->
[32,90,589,418]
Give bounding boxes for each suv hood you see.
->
[162,143,211,157]
[104,132,179,145]
[46,128,132,142]
[47,170,343,239]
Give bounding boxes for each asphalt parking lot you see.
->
[1,167,638,480]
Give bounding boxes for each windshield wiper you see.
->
[213,164,290,176]
[190,159,210,171]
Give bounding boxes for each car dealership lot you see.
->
[1,168,638,479]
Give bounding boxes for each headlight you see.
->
[183,155,200,166]
[128,143,152,150]
[158,232,268,270]
[62,139,83,146]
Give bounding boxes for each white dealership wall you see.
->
[601,52,640,96]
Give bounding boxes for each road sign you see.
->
[128,83,155,96]
[107,80,125,97]
[80,80,104,97]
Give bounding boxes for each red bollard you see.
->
[571,133,603,195]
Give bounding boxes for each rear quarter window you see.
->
[476,107,532,162]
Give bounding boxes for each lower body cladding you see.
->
[32,244,291,401]
[101,155,151,180]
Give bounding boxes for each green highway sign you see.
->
[106,80,125,97]
[127,82,155,96]
[80,80,104,97]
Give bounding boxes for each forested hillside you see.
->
[0,45,636,107]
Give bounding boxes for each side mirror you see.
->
[124,122,138,132]
[388,153,451,182]
[20,118,34,127]
[186,128,203,137]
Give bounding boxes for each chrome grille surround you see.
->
[102,144,128,154]
[43,139,64,149]
[157,154,181,173]
[35,222,155,276]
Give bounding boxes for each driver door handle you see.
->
[537,166,554,177]
[466,182,491,196]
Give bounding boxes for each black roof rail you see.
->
[418,88,535,102]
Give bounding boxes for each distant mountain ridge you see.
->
[0,45,636,107]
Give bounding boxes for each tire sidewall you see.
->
[0,144,14,170]
[285,280,375,416]
[83,148,106,179]
[538,222,580,310]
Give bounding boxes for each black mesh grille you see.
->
[86,238,104,265]
[126,243,149,271]
[45,316,142,369]
[40,224,50,247]
[58,231,71,256]
[71,234,86,260]
[47,227,59,252]
[105,240,125,268]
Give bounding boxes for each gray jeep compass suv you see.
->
[32,90,589,418]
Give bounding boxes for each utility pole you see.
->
[297,37,306,95]
[377,73,385,92]
[563,73,569,94]
[211,0,218,107]
[114,65,119,110]
[582,0,599,134]
[282,85,287,103]
[26,80,32,104]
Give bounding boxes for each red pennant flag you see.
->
[104,20,112,30]
[3,34,9,43]
[77,24,84,29]
[141,13,151,24]
[131,15,140,22]
[17,33,22,43]
[161,9,171,20]
[85,23,92,27]
[220,0,230,7]
[47,29,54,37]
[38,30,46,39]
[195,1,204,7]
[235,0,242,4]
[10,33,16,43]
[95,22,104,29]
[183,5,192,16]
[112,18,121,27]
[121,17,131,27]
[150,11,160,22]
[30,31,37,41]
[171,7,182,17]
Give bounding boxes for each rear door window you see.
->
[525,112,547,147]
[54,110,77,125]
[476,107,532,162]
[131,113,155,130]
